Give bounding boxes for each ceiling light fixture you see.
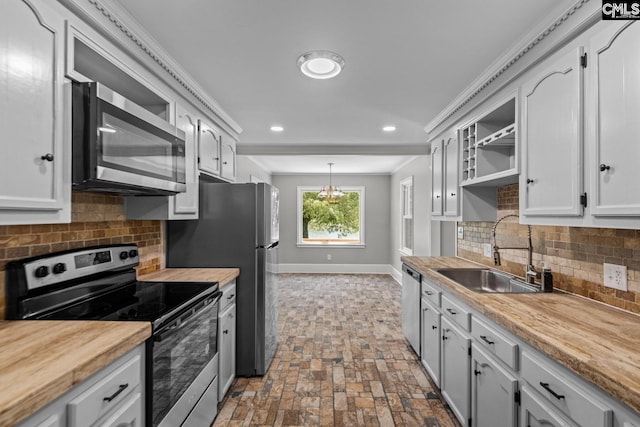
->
[270,125,284,132]
[318,163,344,203]
[382,125,396,132]
[297,51,345,80]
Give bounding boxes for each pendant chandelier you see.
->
[318,163,344,203]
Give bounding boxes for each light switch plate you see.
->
[603,263,627,291]
[457,226,464,239]
[483,243,492,258]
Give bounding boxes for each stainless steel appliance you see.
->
[402,264,421,355]
[5,245,221,427]
[166,181,279,376]
[72,81,186,195]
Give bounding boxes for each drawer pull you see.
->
[446,308,457,315]
[539,382,565,400]
[480,335,495,345]
[425,291,433,296]
[103,384,128,402]
[228,294,235,299]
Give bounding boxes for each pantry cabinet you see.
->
[521,46,584,217]
[0,0,70,225]
[589,21,640,216]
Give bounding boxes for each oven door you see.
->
[149,291,221,427]
[72,81,186,195]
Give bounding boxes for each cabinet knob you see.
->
[214,157,220,161]
[223,329,229,334]
[450,192,456,197]
[41,153,54,162]
[526,178,534,184]
[431,325,437,330]
[599,164,611,172]
[474,370,482,376]
[223,161,228,165]
[435,195,441,199]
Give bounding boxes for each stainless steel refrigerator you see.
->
[166,182,279,376]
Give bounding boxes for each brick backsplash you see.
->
[0,192,164,318]
[458,184,640,313]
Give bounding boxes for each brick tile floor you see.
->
[213,273,460,427]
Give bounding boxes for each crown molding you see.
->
[61,0,242,138]
[424,0,598,135]
[237,144,429,156]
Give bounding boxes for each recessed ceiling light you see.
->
[297,51,345,80]
[383,126,396,132]
[270,125,284,132]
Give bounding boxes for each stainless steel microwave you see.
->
[72,82,186,195]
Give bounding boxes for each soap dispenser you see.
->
[541,263,553,292]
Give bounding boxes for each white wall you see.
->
[236,155,272,184]
[390,156,432,274]
[272,174,391,271]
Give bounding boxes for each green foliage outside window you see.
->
[301,191,360,241]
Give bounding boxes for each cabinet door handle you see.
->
[539,382,565,400]
[423,307,429,312]
[103,384,128,402]
[599,164,611,172]
[213,157,220,161]
[526,178,534,184]
[446,308,457,315]
[450,192,456,197]
[424,290,433,296]
[480,335,494,345]
[474,369,482,376]
[435,195,441,199]
[41,153,54,162]
[223,329,229,334]
[431,325,437,330]
[228,294,235,299]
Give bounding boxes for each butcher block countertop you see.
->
[137,268,239,288]
[402,256,640,415]
[0,320,150,426]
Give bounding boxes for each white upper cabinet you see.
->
[521,47,584,217]
[443,132,459,217]
[0,0,70,224]
[198,119,222,178]
[589,21,640,216]
[172,105,199,216]
[220,132,237,182]
[431,140,444,216]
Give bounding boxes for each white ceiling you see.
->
[114,0,571,174]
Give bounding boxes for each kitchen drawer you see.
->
[220,280,237,312]
[471,316,518,371]
[421,279,441,307]
[95,392,142,427]
[521,351,613,427]
[441,294,471,332]
[67,352,141,427]
[520,385,576,427]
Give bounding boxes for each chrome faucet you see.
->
[492,214,537,284]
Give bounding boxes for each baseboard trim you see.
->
[278,263,395,275]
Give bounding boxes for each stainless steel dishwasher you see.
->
[402,264,421,355]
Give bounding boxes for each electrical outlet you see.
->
[327,253,332,261]
[483,243,492,258]
[603,263,627,291]
[457,226,464,239]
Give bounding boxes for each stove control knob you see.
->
[35,266,49,278]
[128,249,138,258]
[52,263,66,274]
[119,251,129,260]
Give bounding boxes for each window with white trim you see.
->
[400,176,413,255]
[297,186,365,246]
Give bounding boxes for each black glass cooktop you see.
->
[38,280,218,328]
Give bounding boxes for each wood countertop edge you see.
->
[137,268,240,288]
[0,322,151,426]
[401,256,640,415]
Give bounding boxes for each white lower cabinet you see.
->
[421,296,441,387]
[17,344,144,427]
[418,275,640,427]
[520,385,576,427]
[471,344,518,427]
[218,281,237,401]
[441,316,471,426]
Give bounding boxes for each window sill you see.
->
[297,243,365,249]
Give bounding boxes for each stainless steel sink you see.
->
[434,268,540,293]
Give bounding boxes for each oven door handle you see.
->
[154,292,221,343]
